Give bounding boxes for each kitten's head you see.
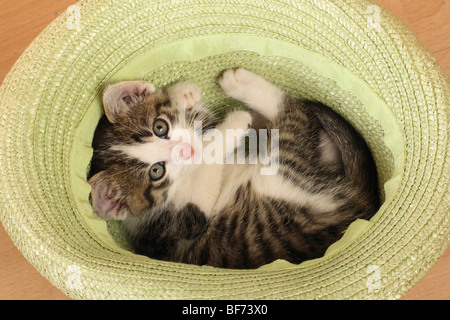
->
[88,81,200,220]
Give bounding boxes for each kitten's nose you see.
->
[178,143,194,160]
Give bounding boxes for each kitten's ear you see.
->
[102,81,156,123]
[88,171,131,220]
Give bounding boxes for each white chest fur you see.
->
[175,163,340,217]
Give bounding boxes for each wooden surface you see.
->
[0,0,449,300]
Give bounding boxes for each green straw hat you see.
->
[0,0,448,299]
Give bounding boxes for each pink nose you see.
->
[179,143,194,160]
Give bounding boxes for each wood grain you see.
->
[0,0,448,300]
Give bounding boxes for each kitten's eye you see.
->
[153,119,169,138]
[149,162,165,181]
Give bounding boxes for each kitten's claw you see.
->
[168,81,202,111]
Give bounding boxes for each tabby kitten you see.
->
[88,68,380,269]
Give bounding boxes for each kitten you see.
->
[88,68,380,269]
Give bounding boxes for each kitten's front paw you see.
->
[168,81,202,111]
[219,67,261,100]
[221,110,252,155]
[223,110,252,131]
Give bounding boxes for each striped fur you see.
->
[88,68,380,269]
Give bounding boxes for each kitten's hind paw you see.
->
[219,67,284,120]
[219,67,261,101]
